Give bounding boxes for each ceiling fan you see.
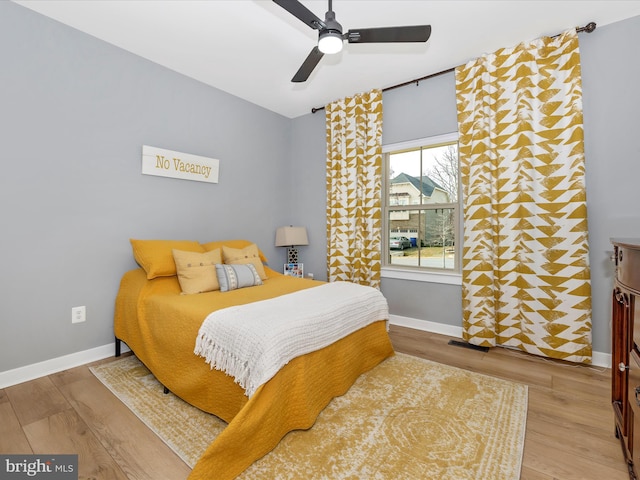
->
[273,0,432,82]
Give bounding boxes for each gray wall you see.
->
[581,15,640,356]
[287,111,327,280]
[0,2,292,371]
[290,15,640,356]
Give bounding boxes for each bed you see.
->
[113,239,394,479]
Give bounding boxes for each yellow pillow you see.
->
[202,239,268,263]
[172,248,222,294]
[222,243,267,280]
[130,239,204,279]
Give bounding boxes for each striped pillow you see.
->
[215,263,263,292]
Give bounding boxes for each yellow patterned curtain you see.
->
[455,30,592,363]
[326,89,383,288]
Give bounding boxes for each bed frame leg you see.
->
[113,336,168,394]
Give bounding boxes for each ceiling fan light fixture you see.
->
[273,0,431,83]
[318,30,343,54]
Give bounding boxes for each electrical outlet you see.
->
[72,306,86,323]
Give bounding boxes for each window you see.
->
[383,133,460,278]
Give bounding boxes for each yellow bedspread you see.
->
[114,266,394,479]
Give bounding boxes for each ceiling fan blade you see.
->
[292,46,324,83]
[273,0,325,30]
[346,25,432,44]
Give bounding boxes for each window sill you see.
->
[381,266,462,285]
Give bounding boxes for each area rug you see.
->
[90,353,527,479]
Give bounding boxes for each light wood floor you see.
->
[0,326,630,480]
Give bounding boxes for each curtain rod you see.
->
[310,21,597,114]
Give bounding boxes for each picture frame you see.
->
[284,263,304,278]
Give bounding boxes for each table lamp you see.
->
[275,226,309,264]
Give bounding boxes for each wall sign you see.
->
[142,145,219,183]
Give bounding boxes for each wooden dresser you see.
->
[612,238,640,479]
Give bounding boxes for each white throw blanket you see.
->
[194,281,389,397]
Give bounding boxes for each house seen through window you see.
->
[384,135,460,273]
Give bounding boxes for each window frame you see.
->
[381,132,462,285]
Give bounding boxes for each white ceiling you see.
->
[14,0,640,118]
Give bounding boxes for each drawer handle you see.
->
[620,362,630,372]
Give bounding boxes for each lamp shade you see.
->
[275,226,309,247]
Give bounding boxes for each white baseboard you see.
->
[388,314,611,369]
[0,342,130,389]
[389,314,463,339]
[0,317,611,389]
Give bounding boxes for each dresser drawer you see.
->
[617,243,640,294]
